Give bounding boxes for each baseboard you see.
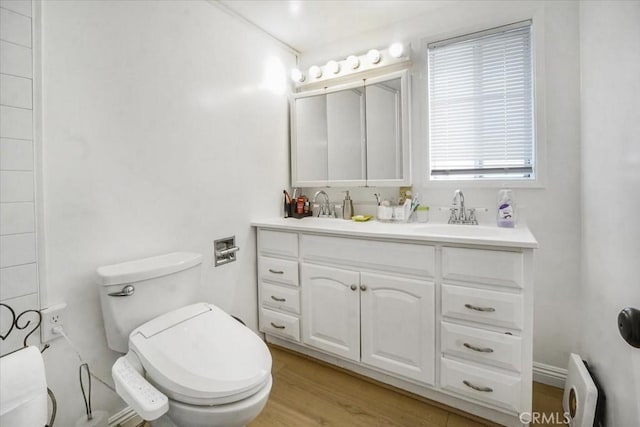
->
[533,361,568,388]
[109,407,142,427]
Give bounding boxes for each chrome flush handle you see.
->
[108,285,135,297]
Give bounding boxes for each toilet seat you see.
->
[129,303,272,406]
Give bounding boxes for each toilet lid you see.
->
[129,303,272,406]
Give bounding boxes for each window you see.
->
[428,21,534,181]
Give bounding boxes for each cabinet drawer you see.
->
[442,247,523,289]
[260,282,300,314]
[301,234,435,277]
[258,229,298,258]
[441,322,522,372]
[260,308,300,342]
[442,284,523,330]
[441,358,522,412]
[259,256,299,287]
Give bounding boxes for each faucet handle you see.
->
[468,208,477,222]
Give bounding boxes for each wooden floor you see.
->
[250,345,565,427]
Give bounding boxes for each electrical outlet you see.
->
[40,302,67,343]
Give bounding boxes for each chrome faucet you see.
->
[449,189,478,225]
[313,190,331,217]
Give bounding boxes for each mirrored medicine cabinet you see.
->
[291,70,410,187]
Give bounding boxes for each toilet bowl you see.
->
[97,253,272,426]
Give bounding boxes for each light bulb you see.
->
[389,42,404,58]
[326,60,340,74]
[309,65,322,79]
[346,55,360,70]
[367,49,381,64]
[290,68,305,83]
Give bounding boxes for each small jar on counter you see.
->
[416,206,430,223]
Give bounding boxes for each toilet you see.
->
[97,252,272,427]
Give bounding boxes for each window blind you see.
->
[428,21,534,180]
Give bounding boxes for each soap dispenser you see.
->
[342,191,354,220]
[497,189,516,228]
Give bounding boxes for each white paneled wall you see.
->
[0,0,39,355]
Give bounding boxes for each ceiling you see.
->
[217,0,456,54]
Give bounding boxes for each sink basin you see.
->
[413,224,514,238]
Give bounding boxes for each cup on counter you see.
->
[376,206,393,222]
[416,206,430,223]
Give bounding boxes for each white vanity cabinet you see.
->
[254,219,536,427]
[359,272,435,383]
[300,263,435,384]
[300,263,360,361]
[439,246,531,415]
[257,229,301,342]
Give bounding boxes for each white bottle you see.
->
[497,189,515,228]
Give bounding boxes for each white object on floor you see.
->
[563,353,598,427]
[0,346,48,427]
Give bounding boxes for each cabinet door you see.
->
[301,263,360,361]
[360,272,435,385]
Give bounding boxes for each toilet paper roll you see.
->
[0,346,48,427]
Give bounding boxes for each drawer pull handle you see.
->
[268,269,284,274]
[463,380,493,393]
[270,296,286,302]
[463,342,494,353]
[270,322,286,329]
[464,303,496,313]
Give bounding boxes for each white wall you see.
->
[39,0,293,424]
[0,0,40,355]
[579,1,640,424]
[300,1,582,373]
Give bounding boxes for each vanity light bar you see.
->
[292,42,410,87]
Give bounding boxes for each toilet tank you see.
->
[97,252,203,353]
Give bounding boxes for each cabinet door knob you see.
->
[464,303,495,312]
[360,285,367,291]
[463,342,494,353]
[350,284,357,291]
[463,380,493,392]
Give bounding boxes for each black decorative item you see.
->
[0,303,49,354]
[618,307,640,348]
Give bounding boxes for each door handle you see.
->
[463,342,494,353]
[463,380,493,392]
[464,303,495,312]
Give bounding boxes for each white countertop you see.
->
[251,217,538,249]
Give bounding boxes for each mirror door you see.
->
[365,72,410,186]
